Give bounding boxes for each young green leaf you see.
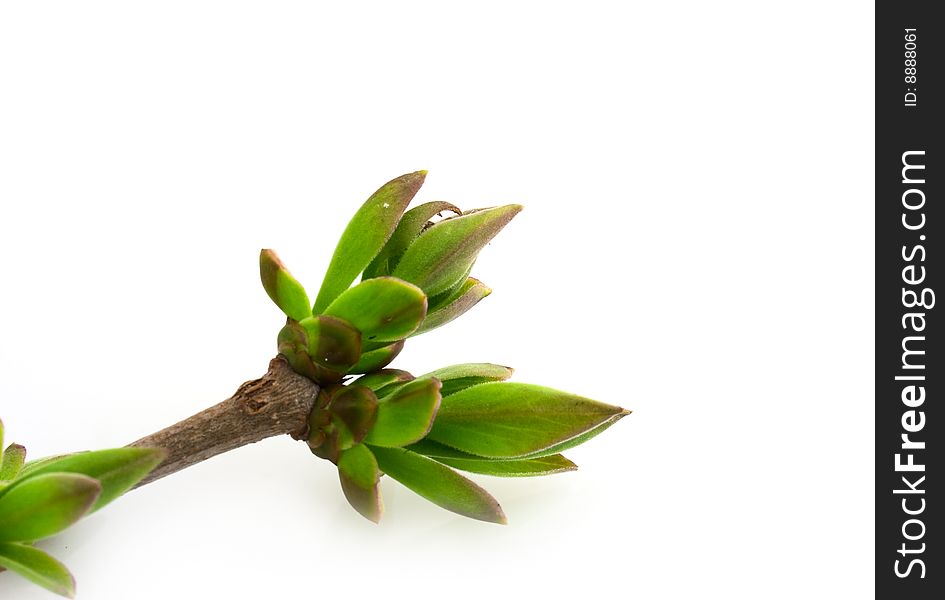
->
[1,444,27,480]
[313,171,427,313]
[14,454,72,479]
[404,438,584,476]
[404,438,484,460]
[259,249,312,321]
[426,264,476,311]
[0,473,100,542]
[337,444,383,523]
[370,446,506,524]
[363,201,461,278]
[385,363,508,406]
[328,385,378,449]
[12,448,165,512]
[0,542,76,598]
[434,454,577,477]
[346,340,404,374]
[427,382,626,458]
[352,369,415,394]
[322,277,427,342]
[363,378,442,447]
[418,363,513,397]
[512,412,629,459]
[413,278,492,336]
[392,204,522,296]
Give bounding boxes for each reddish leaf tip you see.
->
[400,170,428,186]
[259,248,282,267]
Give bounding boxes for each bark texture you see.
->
[129,356,319,487]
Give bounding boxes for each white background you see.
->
[0,2,873,599]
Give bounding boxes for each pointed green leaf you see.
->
[404,438,483,460]
[323,277,427,342]
[360,339,396,353]
[426,264,476,311]
[413,278,492,336]
[393,204,522,296]
[428,382,626,458]
[364,378,442,447]
[337,444,383,523]
[406,438,585,467]
[298,315,363,374]
[435,454,577,477]
[387,363,509,409]
[514,412,629,459]
[313,171,427,313]
[419,363,513,397]
[15,454,71,479]
[0,542,76,598]
[352,369,415,394]
[329,385,378,448]
[0,473,100,542]
[370,446,506,524]
[363,201,462,278]
[347,340,404,374]
[1,444,27,480]
[10,448,165,512]
[259,249,312,321]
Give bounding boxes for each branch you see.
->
[129,356,319,487]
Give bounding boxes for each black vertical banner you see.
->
[876,1,942,597]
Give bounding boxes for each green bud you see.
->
[363,201,461,278]
[393,204,522,296]
[328,385,378,448]
[283,316,363,384]
[300,315,362,372]
[308,385,378,461]
[259,249,312,321]
[277,321,323,382]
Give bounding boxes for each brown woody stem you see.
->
[129,356,319,487]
